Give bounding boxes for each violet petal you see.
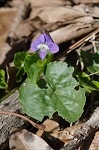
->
[38,34,45,43]
[30,40,38,52]
[30,34,45,52]
[44,33,53,43]
[39,49,47,60]
[47,43,59,54]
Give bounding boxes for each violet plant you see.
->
[14,33,86,123]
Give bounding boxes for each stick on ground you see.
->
[60,107,99,150]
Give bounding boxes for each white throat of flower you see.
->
[37,44,49,51]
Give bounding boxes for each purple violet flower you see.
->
[30,33,59,60]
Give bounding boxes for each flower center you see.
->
[37,44,49,51]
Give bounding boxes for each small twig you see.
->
[0,111,45,130]
[54,28,99,61]
[68,27,99,53]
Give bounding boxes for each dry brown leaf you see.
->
[0,33,7,49]
[0,1,31,66]
[74,0,99,4]
[89,131,99,150]
[9,128,53,150]
[29,4,99,45]
[14,20,36,40]
[0,8,16,60]
[74,4,99,18]
[51,123,84,144]
[38,6,86,24]
[7,0,22,8]
[50,22,99,44]
[30,7,45,19]
[0,8,16,36]
[30,21,99,47]
[86,6,99,18]
[11,3,99,44]
[36,119,59,137]
[68,16,93,24]
[30,4,99,24]
[29,0,71,7]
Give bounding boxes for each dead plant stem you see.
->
[0,111,45,130]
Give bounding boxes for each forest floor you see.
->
[0,0,99,150]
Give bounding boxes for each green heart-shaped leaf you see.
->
[19,61,86,122]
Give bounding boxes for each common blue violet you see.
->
[30,33,59,60]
